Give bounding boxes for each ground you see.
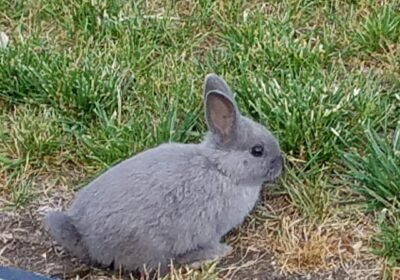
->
[1,0,399,279]
[0,179,382,279]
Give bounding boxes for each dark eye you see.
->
[251,144,264,157]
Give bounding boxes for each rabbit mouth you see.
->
[264,177,279,184]
[264,169,283,183]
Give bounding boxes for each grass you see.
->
[344,123,400,212]
[0,0,400,279]
[344,122,400,276]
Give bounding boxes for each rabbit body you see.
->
[66,142,260,271]
[44,74,283,274]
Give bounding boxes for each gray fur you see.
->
[43,73,283,274]
[43,211,89,260]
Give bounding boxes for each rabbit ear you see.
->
[205,90,239,143]
[203,73,234,99]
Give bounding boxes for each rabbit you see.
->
[43,73,284,275]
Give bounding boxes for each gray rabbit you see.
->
[43,74,283,275]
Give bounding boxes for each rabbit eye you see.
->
[251,145,264,157]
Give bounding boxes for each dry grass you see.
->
[233,191,383,279]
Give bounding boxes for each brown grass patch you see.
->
[231,191,384,279]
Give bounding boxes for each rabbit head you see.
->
[201,74,283,185]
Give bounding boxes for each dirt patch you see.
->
[0,188,383,280]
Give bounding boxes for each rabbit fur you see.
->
[43,73,283,275]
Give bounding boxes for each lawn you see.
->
[0,0,399,279]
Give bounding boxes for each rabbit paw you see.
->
[177,243,232,267]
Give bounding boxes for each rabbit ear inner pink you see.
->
[205,91,237,141]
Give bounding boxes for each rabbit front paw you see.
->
[177,243,232,268]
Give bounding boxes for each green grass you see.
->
[344,122,400,276]
[372,210,400,269]
[354,3,400,54]
[1,0,400,276]
[344,123,400,212]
